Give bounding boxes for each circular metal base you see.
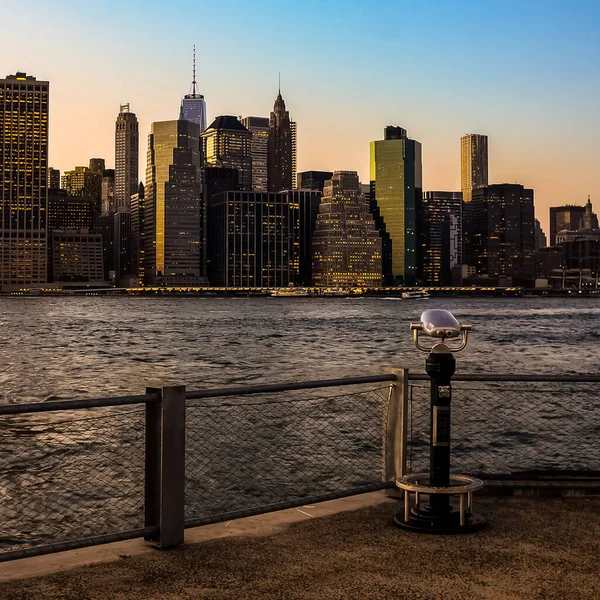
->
[394,504,486,535]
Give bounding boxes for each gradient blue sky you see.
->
[2,0,599,233]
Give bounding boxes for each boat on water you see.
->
[401,290,431,300]
[270,289,310,297]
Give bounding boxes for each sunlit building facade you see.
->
[312,171,382,287]
[62,163,102,215]
[115,104,139,212]
[0,72,49,289]
[202,116,252,190]
[369,126,422,285]
[460,134,488,203]
[145,120,206,286]
[549,205,586,246]
[241,116,269,192]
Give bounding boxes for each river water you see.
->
[0,296,598,403]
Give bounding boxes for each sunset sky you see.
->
[2,0,599,234]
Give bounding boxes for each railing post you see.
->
[385,369,409,483]
[144,385,186,549]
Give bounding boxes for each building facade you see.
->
[179,46,207,133]
[297,171,333,191]
[241,116,269,192]
[267,91,293,192]
[115,104,139,212]
[48,190,94,231]
[0,72,49,289]
[460,134,488,203]
[202,116,252,190]
[114,211,131,286]
[369,126,422,285]
[312,171,382,287]
[419,192,463,285]
[101,169,115,215]
[50,230,104,283]
[549,205,586,247]
[291,120,297,189]
[130,183,145,285]
[62,164,102,215]
[471,184,535,286]
[48,168,61,190]
[145,119,205,286]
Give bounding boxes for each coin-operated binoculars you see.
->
[394,309,486,534]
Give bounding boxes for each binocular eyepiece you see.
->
[410,309,472,352]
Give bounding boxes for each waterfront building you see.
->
[291,120,297,189]
[48,190,94,232]
[241,116,269,192]
[297,171,333,192]
[471,184,535,286]
[114,211,131,286]
[101,169,116,215]
[369,126,422,285]
[312,171,382,288]
[534,218,547,250]
[0,72,49,290]
[536,246,563,279]
[288,189,321,286]
[179,46,207,133]
[419,192,463,285]
[48,168,61,190]
[460,134,488,204]
[267,90,293,192]
[130,183,145,285]
[146,119,206,286]
[202,116,252,190]
[115,104,139,212]
[549,205,586,246]
[50,230,104,283]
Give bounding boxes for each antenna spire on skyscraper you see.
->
[192,44,197,96]
[278,71,281,95]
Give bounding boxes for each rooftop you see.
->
[1,491,599,599]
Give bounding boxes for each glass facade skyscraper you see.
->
[145,120,205,286]
[369,126,422,285]
[179,46,207,133]
[0,72,49,290]
[312,171,382,287]
[460,134,488,203]
[241,116,269,192]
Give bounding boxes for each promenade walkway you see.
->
[1,492,599,599]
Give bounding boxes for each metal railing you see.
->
[1,371,598,562]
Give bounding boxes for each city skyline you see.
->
[2,1,599,236]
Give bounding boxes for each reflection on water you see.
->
[1,296,599,403]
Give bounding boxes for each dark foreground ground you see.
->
[2,496,600,600]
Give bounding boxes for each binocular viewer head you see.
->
[410,309,472,352]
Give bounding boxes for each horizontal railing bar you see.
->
[0,526,159,563]
[185,374,397,400]
[0,393,160,416]
[184,482,392,529]
[408,374,600,382]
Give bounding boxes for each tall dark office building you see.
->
[534,219,547,250]
[267,90,293,192]
[297,171,333,192]
[48,168,61,190]
[419,192,463,285]
[48,190,94,231]
[146,120,205,286]
[0,72,49,290]
[471,184,535,286]
[130,183,145,285]
[369,126,422,285]
[114,211,131,286]
[202,116,252,190]
[101,169,115,215]
[115,104,139,212]
[549,205,586,246]
[241,117,269,192]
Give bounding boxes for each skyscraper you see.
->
[145,120,205,286]
[201,116,252,190]
[290,120,297,189]
[241,116,269,191]
[549,205,586,246]
[471,184,535,286]
[101,169,115,215]
[62,165,102,214]
[419,192,463,285]
[48,168,61,190]
[297,171,333,192]
[267,89,293,192]
[179,45,207,133]
[312,171,382,287]
[369,126,422,285]
[115,104,139,212]
[460,134,488,203]
[130,183,145,285]
[0,72,49,290]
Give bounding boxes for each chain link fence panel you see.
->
[0,407,146,556]
[407,381,600,477]
[184,385,391,523]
